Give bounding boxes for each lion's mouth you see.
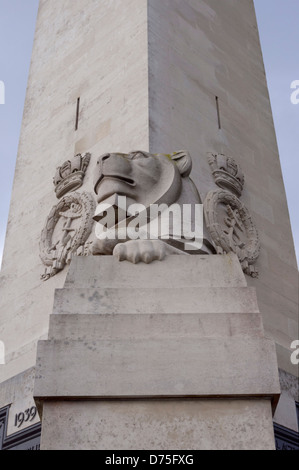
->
[94,174,136,195]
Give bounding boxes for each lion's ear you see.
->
[170,151,192,177]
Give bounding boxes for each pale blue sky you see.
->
[0,0,298,267]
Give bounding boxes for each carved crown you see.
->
[53,153,91,199]
[208,153,244,197]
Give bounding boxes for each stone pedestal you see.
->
[34,254,280,450]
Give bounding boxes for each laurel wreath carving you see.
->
[204,189,260,268]
[39,191,95,273]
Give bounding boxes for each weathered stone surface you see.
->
[34,253,280,450]
[34,336,280,400]
[48,313,265,341]
[64,253,248,288]
[52,286,260,315]
[40,399,276,450]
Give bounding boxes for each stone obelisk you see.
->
[0,0,298,450]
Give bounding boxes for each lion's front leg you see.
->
[113,239,187,264]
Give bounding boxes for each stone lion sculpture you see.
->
[91,150,215,263]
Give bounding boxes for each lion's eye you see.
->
[131,152,145,160]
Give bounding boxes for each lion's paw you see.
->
[113,239,181,264]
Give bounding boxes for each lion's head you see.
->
[92,150,215,259]
[93,150,192,209]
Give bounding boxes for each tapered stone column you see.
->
[1,0,297,451]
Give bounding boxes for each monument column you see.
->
[32,0,285,450]
[1,0,298,451]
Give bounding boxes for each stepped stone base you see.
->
[34,254,280,450]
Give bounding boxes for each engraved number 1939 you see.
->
[14,407,37,428]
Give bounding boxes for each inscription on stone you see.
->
[14,406,37,428]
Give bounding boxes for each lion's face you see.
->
[93,150,191,208]
[91,150,215,257]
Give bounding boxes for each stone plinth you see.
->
[34,254,280,450]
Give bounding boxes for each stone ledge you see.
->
[48,312,265,340]
[64,254,248,288]
[52,286,260,315]
[40,399,276,450]
[34,336,280,403]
